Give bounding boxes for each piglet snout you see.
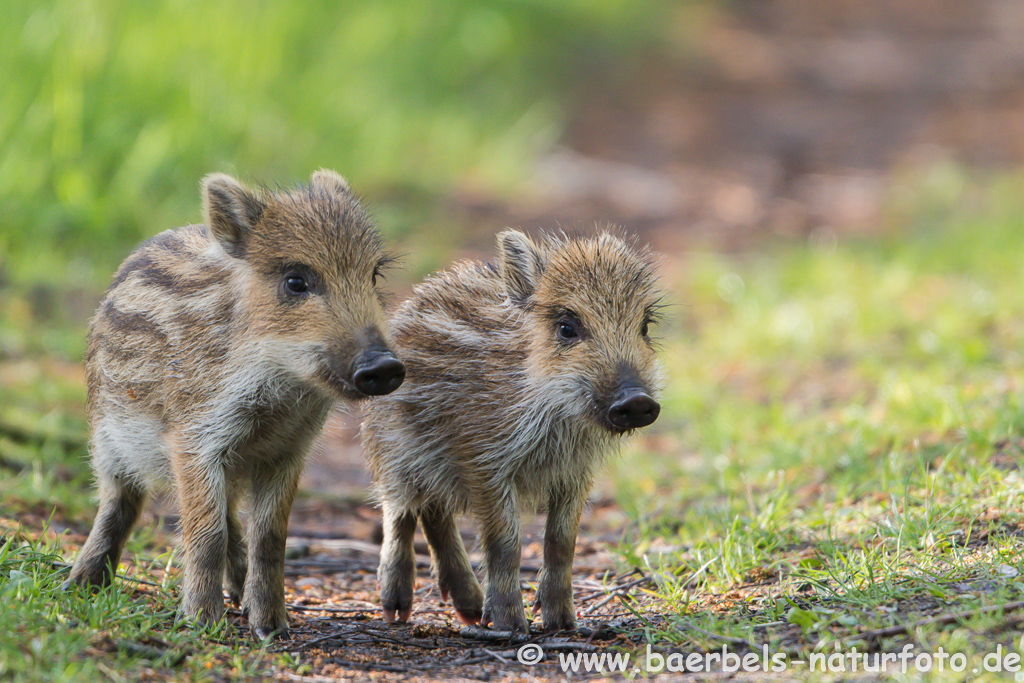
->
[352,351,405,396]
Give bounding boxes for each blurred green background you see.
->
[1,0,664,280]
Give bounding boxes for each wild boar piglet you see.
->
[362,229,663,632]
[66,170,405,639]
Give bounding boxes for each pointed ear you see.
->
[202,173,264,258]
[497,230,544,301]
[310,169,352,196]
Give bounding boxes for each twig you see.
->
[286,602,377,614]
[580,592,618,616]
[859,599,1024,640]
[356,632,440,650]
[285,538,383,555]
[482,648,512,663]
[284,555,541,574]
[273,620,449,654]
[460,626,532,644]
[269,626,361,653]
[538,641,600,653]
[284,561,381,575]
[577,575,651,606]
[579,576,652,616]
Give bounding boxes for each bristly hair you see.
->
[644,297,668,325]
[361,223,666,631]
[373,252,401,280]
[373,252,402,308]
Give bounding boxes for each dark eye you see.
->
[372,267,382,287]
[641,320,650,337]
[557,321,579,342]
[284,275,308,295]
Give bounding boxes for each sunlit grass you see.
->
[0,528,290,682]
[604,176,1024,677]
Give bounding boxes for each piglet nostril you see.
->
[353,355,406,396]
[607,391,660,431]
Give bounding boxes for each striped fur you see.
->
[362,229,664,632]
[67,170,399,639]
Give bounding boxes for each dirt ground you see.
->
[270,497,661,681]
[53,488,675,682]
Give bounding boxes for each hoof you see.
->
[542,617,578,633]
[454,607,482,625]
[382,608,411,624]
[251,625,288,640]
[481,607,530,634]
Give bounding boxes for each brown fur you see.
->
[362,230,664,632]
[66,170,404,639]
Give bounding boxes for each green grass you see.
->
[0,530,292,682]
[604,173,1024,679]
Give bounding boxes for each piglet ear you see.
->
[310,168,352,196]
[202,173,264,258]
[497,230,544,302]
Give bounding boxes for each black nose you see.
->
[352,353,405,396]
[607,389,660,431]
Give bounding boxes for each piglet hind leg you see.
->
[419,503,483,624]
[378,503,418,624]
[224,489,247,609]
[65,472,146,591]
